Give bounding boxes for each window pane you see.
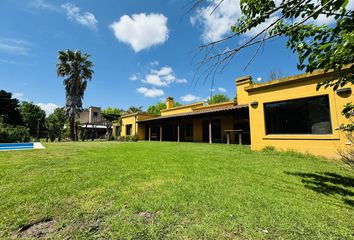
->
[264,95,332,134]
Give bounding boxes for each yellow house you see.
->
[238,67,353,158]
[114,67,353,159]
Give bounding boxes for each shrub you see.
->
[117,135,138,142]
[131,135,138,142]
[118,136,126,142]
[0,123,30,143]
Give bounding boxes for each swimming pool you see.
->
[0,142,45,151]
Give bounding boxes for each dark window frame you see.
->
[126,124,132,136]
[264,95,333,135]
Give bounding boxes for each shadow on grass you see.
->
[285,171,354,207]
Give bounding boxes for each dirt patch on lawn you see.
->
[17,218,57,238]
[136,211,157,223]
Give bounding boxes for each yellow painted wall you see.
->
[221,115,234,143]
[112,121,120,137]
[193,119,203,142]
[120,113,157,139]
[160,102,204,116]
[120,114,137,137]
[242,71,353,158]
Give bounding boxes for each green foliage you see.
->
[46,108,67,142]
[19,101,46,137]
[102,107,124,116]
[0,90,23,126]
[146,101,182,115]
[57,49,94,141]
[101,107,123,121]
[207,94,230,104]
[126,106,143,114]
[0,123,30,143]
[228,0,354,89]
[118,135,139,142]
[338,102,354,166]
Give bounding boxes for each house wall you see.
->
[160,102,204,116]
[120,113,157,139]
[240,70,353,158]
[193,119,203,142]
[120,115,137,137]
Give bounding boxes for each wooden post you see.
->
[148,125,151,141]
[177,124,180,143]
[160,125,163,142]
[226,131,230,144]
[238,132,242,145]
[209,119,212,144]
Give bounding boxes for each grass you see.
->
[0,141,353,239]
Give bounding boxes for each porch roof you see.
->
[137,104,249,123]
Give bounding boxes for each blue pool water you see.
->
[0,143,34,151]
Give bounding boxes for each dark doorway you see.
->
[202,119,221,143]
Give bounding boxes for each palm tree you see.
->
[57,49,94,141]
[126,106,143,114]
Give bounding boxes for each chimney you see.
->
[235,76,252,105]
[166,97,174,109]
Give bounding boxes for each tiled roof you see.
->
[137,104,248,122]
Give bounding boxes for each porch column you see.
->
[209,119,212,144]
[148,124,151,141]
[160,125,163,142]
[238,132,242,145]
[177,124,180,143]
[226,131,230,144]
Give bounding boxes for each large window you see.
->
[264,95,332,135]
[126,124,132,135]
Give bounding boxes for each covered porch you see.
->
[138,104,250,145]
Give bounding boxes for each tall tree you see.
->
[57,49,94,141]
[126,106,143,114]
[19,101,46,138]
[207,94,230,105]
[46,107,66,142]
[0,90,23,125]
[146,101,182,115]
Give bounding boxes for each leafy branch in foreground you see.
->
[192,0,353,163]
[193,0,353,90]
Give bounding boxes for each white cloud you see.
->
[61,3,98,30]
[109,13,169,52]
[13,92,24,99]
[36,103,60,115]
[180,94,201,102]
[150,61,159,67]
[0,38,30,55]
[256,77,262,82]
[139,66,187,87]
[218,87,227,92]
[191,0,351,43]
[191,0,241,43]
[136,87,164,98]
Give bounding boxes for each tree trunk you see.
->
[75,122,79,141]
[58,128,62,142]
[70,116,75,141]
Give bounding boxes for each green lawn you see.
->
[0,142,353,239]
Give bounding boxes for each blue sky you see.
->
[0,0,326,115]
